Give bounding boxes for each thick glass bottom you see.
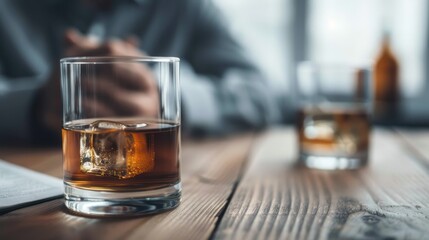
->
[300,152,367,170]
[64,182,181,217]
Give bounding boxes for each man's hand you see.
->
[35,29,159,139]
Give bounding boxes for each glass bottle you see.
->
[373,33,399,118]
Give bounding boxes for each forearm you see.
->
[0,75,52,143]
[179,0,280,136]
[181,62,279,136]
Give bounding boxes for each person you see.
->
[0,0,280,144]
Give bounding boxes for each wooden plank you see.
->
[214,128,429,240]
[125,135,254,240]
[396,129,429,166]
[0,134,254,240]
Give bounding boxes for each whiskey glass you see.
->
[61,57,181,216]
[296,63,372,170]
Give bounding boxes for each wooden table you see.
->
[1,127,429,239]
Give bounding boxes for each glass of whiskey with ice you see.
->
[61,57,181,216]
[296,63,372,170]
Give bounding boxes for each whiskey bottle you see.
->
[373,33,399,119]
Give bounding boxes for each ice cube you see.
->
[91,120,127,130]
[336,133,357,154]
[80,120,154,179]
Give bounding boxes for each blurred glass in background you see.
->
[214,0,429,123]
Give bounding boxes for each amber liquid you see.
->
[374,39,399,102]
[297,106,370,157]
[373,37,399,118]
[62,119,180,192]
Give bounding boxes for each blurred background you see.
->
[214,0,429,124]
[1,0,428,146]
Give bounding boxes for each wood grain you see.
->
[0,134,254,240]
[214,128,429,240]
[396,129,429,167]
[0,147,62,178]
[3,128,429,240]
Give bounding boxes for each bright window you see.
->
[214,0,428,101]
[213,0,292,95]
[308,0,428,98]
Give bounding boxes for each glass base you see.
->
[64,182,181,217]
[300,153,367,170]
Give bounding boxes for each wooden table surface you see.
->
[1,127,429,240]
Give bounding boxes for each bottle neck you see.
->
[380,34,394,56]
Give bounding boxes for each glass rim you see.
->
[60,56,180,64]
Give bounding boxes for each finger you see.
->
[124,35,140,48]
[67,39,156,90]
[83,79,159,117]
[108,62,157,90]
[110,92,159,117]
[97,41,153,90]
[85,40,156,90]
[82,97,116,118]
[66,39,133,57]
[81,62,155,91]
[64,29,82,46]
[64,29,100,49]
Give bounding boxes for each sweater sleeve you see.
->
[180,0,280,135]
[0,75,45,142]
